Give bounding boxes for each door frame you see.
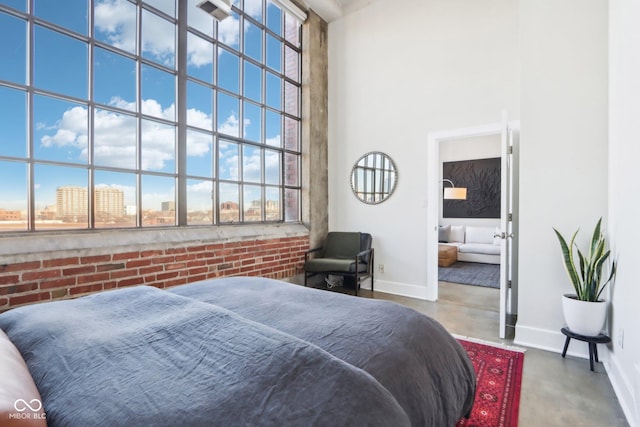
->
[426,117,519,336]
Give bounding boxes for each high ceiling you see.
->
[302,0,376,23]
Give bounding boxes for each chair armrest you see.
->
[356,248,373,263]
[305,246,323,261]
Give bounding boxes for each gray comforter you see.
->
[169,277,476,426]
[0,286,410,427]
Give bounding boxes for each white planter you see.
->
[562,294,607,336]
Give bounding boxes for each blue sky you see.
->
[0,0,290,215]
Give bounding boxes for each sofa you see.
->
[438,225,501,264]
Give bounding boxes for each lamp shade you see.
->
[443,187,467,200]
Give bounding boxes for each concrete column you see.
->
[301,11,329,248]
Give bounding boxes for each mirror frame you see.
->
[350,151,398,205]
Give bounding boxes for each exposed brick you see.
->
[81,255,112,264]
[77,273,111,285]
[70,284,104,295]
[126,259,153,268]
[117,277,144,288]
[40,277,77,290]
[152,256,176,265]
[166,247,187,255]
[175,254,197,262]
[140,265,163,275]
[0,275,20,285]
[165,278,188,287]
[157,271,179,281]
[140,250,163,258]
[187,245,208,253]
[165,262,187,271]
[23,269,60,281]
[10,292,50,306]
[0,283,38,296]
[217,263,234,271]
[113,251,141,261]
[241,258,256,266]
[63,266,96,276]
[103,281,117,290]
[0,261,41,273]
[51,288,69,299]
[43,257,80,268]
[111,269,139,279]
[97,263,125,272]
[0,297,8,306]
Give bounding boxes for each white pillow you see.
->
[438,225,451,243]
[449,225,465,243]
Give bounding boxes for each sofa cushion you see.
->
[465,226,495,245]
[438,225,450,243]
[449,225,465,243]
[459,243,501,255]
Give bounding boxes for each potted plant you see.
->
[553,217,617,336]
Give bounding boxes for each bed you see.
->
[0,276,475,426]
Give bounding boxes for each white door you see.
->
[498,113,512,339]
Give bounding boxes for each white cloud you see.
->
[40,107,87,149]
[218,16,240,48]
[95,0,137,53]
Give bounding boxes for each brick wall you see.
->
[0,235,309,313]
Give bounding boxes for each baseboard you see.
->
[605,355,639,427]
[513,324,590,359]
[371,279,430,300]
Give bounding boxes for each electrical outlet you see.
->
[618,328,624,349]
[378,264,385,273]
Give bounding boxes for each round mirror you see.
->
[350,152,398,204]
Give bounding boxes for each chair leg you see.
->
[304,272,308,287]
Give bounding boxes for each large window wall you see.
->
[0,0,302,232]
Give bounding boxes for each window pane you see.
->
[94,0,137,55]
[141,174,175,226]
[244,0,262,22]
[266,1,282,35]
[145,0,175,17]
[218,139,239,180]
[188,0,214,37]
[266,72,281,109]
[34,26,87,99]
[35,165,88,230]
[187,179,213,225]
[264,148,280,185]
[284,188,299,222]
[0,161,27,232]
[284,80,298,116]
[141,119,175,172]
[265,110,281,147]
[94,108,136,169]
[283,116,299,151]
[34,0,88,35]
[217,92,239,137]
[33,95,88,164]
[94,47,136,111]
[187,129,213,178]
[243,145,260,183]
[94,170,136,228]
[243,60,261,102]
[141,64,176,120]
[219,182,239,223]
[284,45,299,82]
[243,20,262,62]
[187,80,213,130]
[217,10,240,49]
[187,32,214,83]
[265,187,280,220]
[266,33,281,72]
[141,9,175,68]
[0,12,26,84]
[284,152,298,186]
[0,86,26,157]
[218,47,239,93]
[284,12,300,47]
[243,101,261,142]
[243,184,261,221]
[0,0,25,11]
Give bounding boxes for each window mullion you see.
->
[176,0,188,226]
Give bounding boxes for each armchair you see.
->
[304,232,374,296]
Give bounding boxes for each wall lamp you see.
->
[442,179,467,200]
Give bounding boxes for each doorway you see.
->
[426,115,519,339]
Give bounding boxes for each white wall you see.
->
[440,134,501,229]
[514,0,609,353]
[608,0,640,424]
[327,0,519,297]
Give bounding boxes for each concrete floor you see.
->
[294,276,629,426]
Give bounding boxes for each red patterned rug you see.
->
[456,339,525,427]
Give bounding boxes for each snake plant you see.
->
[553,217,617,302]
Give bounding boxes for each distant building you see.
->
[0,209,22,221]
[161,201,175,212]
[95,187,124,217]
[56,186,87,220]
